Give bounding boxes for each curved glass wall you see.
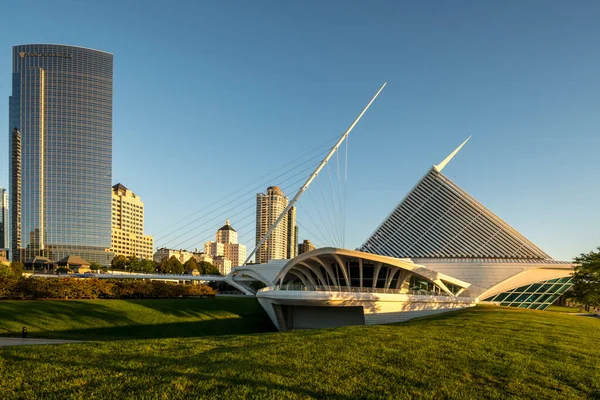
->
[9,44,113,265]
[482,277,572,310]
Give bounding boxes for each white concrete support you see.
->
[331,254,351,287]
[311,256,339,287]
[372,262,383,289]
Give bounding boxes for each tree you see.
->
[183,257,199,274]
[158,256,184,274]
[10,261,24,276]
[139,259,157,273]
[0,265,13,276]
[127,255,141,272]
[111,255,128,270]
[89,262,102,273]
[198,261,220,275]
[571,247,600,311]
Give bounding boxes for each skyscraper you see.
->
[9,44,113,265]
[109,184,154,260]
[255,186,297,264]
[0,187,8,255]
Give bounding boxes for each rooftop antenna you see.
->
[243,82,387,265]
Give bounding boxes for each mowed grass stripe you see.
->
[0,305,599,399]
[0,297,275,340]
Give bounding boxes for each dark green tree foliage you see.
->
[183,258,199,274]
[139,259,157,273]
[158,256,184,274]
[127,255,141,272]
[89,262,102,272]
[572,247,600,311]
[10,261,24,276]
[198,261,221,275]
[111,255,128,270]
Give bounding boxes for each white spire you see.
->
[434,136,471,172]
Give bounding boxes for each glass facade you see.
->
[9,44,113,265]
[482,277,573,310]
[0,187,8,251]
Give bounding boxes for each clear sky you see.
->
[1,0,599,261]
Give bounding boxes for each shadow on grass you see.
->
[30,318,276,341]
[123,297,266,317]
[0,298,276,340]
[0,300,132,336]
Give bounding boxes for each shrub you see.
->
[0,276,19,299]
[0,277,215,300]
[184,284,216,298]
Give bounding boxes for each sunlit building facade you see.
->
[9,44,113,265]
[205,220,246,268]
[110,184,154,260]
[255,186,297,263]
[0,188,8,256]
[298,239,316,255]
[154,248,194,264]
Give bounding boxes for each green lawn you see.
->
[0,303,599,399]
[545,305,589,314]
[0,297,275,340]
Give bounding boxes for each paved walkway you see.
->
[0,338,85,347]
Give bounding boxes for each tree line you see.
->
[110,255,221,275]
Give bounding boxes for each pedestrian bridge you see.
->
[30,260,288,296]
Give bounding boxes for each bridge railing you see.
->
[273,284,452,297]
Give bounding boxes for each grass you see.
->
[0,303,599,399]
[545,305,589,313]
[0,297,275,340]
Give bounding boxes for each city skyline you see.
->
[1,2,599,261]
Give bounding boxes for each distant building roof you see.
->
[218,219,237,232]
[25,256,54,265]
[112,183,128,192]
[266,186,284,196]
[57,255,91,266]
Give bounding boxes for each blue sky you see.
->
[1,0,599,260]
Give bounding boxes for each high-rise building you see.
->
[0,188,8,256]
[255,186,297,264]
[9,44,113,265]
[298,239,316,255]
[110,184,154,260]
[204,220,247,269]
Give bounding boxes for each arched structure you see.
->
[256,248,476,331]
[274,248,470,296]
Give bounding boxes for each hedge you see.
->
[0,277,216,300]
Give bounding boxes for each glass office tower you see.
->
[9,44,113,265]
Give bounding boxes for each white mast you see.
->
[244,82,387,265]
[434,136,471,172]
